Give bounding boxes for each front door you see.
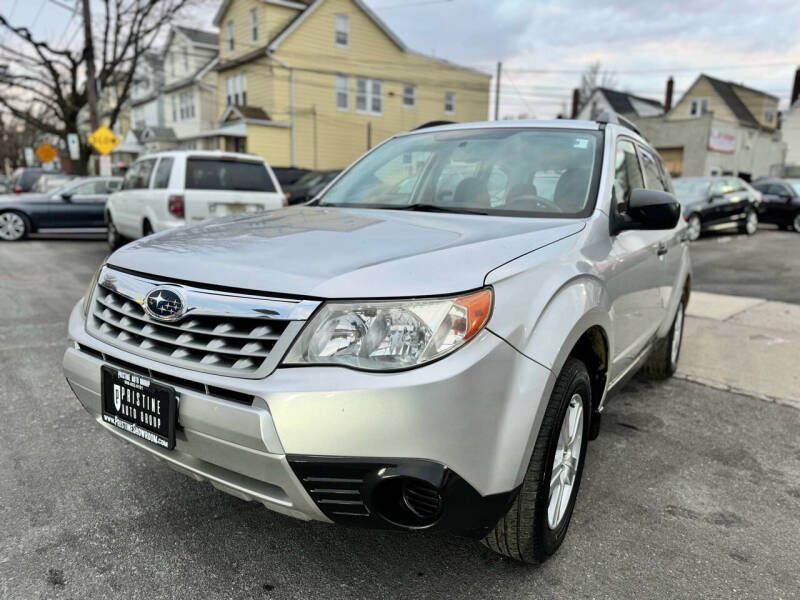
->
[46,180,109,228]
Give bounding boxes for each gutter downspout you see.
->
[268,51,295,166]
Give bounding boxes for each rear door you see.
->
[759,182,793,223]
[182,156,284,223]
[46,180,109,228]
[638,144,682,315]
[607,138,665,382]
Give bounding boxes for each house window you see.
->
[249,8,258,42]
[227,20,234,52]
[444,92,455,114]
[171,95,178,121]
[335,14,349,47]
[133,107,144,129]
[336,74,349,111]
[356,77,382,115]
[170,52,175,76]
[402,84,416,108]
[225,74,247,106]
[183,46,188,71]
[689,98,709,116]
[765,103,775,123]
[179,90,195,120]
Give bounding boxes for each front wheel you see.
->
[686,214,701,241]
[107,217,127,250]
[482,357,591,563]
[740,209,758,235]
[0,211,30,241]
[793,212,800,233]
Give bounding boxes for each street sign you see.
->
[67,133,80,160]
[24,147,34,167]
[88,126,120,155]
[36,143,58,164]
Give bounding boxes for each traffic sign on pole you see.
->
[36,143,59,164]
[87,126,121,155]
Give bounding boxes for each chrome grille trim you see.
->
[86,266,318,379]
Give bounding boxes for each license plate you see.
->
[101,366,176,450]
[209,202,263,216]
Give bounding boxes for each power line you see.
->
[498,61,800,75]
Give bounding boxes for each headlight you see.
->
[283,288,493,371]
[82,264,104,320]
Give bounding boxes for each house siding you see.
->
[668,77,737,123]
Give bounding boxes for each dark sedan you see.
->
[283,169,342,205]
[0,177,121,241]
[673,176,760,241]
[751,178,800,233]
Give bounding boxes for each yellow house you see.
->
[667,74,779,131]
[211,0,491,169]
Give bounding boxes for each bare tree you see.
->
[0,113,46,172]
[0,0,192,174]
[579,61,618,108]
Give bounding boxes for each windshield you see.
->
[318,128,601,217]
[673,178,711,198]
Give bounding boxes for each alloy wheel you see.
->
[794,213,800,233]
[0,212,26,241]
[745,211,758,235]
[548,394,584,530]
[687,215,701,241]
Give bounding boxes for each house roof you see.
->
[175,25,219,47]
[596,87,663,115]
[163,56,218,92]
[215,0,489,78]
[220,104,278,124]
[675,74,778,128]
[213,0,312,27]
[142,126,177,141]
[130,92,159,107]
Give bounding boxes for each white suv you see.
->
[106,151,285,249]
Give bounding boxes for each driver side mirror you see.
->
[60,192,73,202]
[612,188,681,233]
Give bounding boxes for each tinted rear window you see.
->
[186,159,275,192]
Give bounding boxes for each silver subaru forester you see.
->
[63,119,690,563]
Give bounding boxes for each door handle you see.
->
[656,242,668,256]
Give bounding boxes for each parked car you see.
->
[271,166,312,187]
[672,176,760,241]
[751,177,800,232]
[0,175,9,194]
[106,151,285,249]
[283,169,341,205]
[0,177,121,241]
[64,119,689,564]
[9,167,47,193]
[31,173,77,193]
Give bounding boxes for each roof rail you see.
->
[412,120,455,131]
[595,111,645,139]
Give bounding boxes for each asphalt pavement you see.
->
[1,238,799,600]
[690,227,800,304]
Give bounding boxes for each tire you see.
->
[739,209,758,235]
[793,212,800,233]
[482,357,591,563]
[107,216,126,250]
[0,210,30,241]
[142,220,153,237]
[686,214,701,242]
[641,300,685,380]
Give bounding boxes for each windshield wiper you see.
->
[397,203,489,215]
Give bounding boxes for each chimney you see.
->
[571,88,580,119]
[792,67,800,106]
[665,76,674,113]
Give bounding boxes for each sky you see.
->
[4,0,800,119]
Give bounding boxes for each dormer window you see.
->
[227,20,234,52]
[335,14,349,47]
[250,8,258,42]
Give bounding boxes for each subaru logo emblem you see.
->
[144,287,186,322]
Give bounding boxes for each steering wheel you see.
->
[504,194,563,213]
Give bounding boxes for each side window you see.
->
[136,159,157,189]
[767,183,790,196]
[638,146,668,192]
[153,158,174,189]
[711,180,727,196]
[728,179,745,192]
[107,180,121,192]
[613,139,644,207]
[121,163,140,190]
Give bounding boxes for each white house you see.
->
[576,87,664,121]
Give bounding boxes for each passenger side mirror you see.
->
[612,188,680,233]
[709,193,722,202]
[60,192,73,202]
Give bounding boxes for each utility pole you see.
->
[81,0,99,131]
[494,61,502,120]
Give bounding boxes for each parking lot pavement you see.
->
[689,227,800,304]
[2,239,799,599]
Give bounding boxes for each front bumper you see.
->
[64,300,554,534]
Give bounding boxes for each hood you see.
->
[108,206,585,298]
